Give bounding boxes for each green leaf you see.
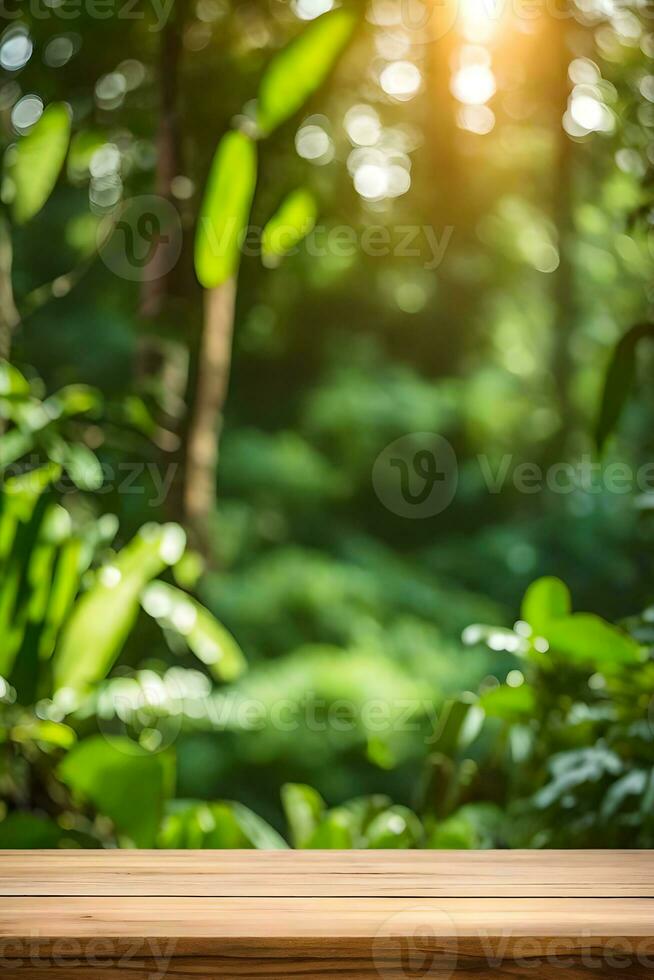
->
[427,813,478,849]
[5,103,72,224]
[229,802,288,848]
[59,443,104,492]
[120,395,158,438]
[0,485,54,685]
[545,614,642,670]
[44,384,102,420]
[59,736,175,847]
[521,577,571,635]
[172,550,205,590]
[480,683,536,722]
[595,322,654,451]
[426,803,504,850]
[305,810,353,848]
[194,130,257,289]
[0,361,30,398]
[11,718,76,749]
[262,188,317,266]
[0,465,60,528]
[430,698,474,756]
[601,770,647,820]
[281,783,325,847]
[38,536,85,659]
[366,735,397,770]
[533,747,622,810]
[67,129,106,182]
[53,523,187,695]
[0,813,65,849]
[141,581,247,682]
[365,805,423,848]
[158,800,287,849]
[257,8,357,136]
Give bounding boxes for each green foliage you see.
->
[4,103,71,224]
[257,9,358,136]
[54,523,187,695]
[159,800,287,849]
[262,188,318,266]
[59,737,175,847]
[141,581,246,682]
[521,577,571,635]
[0,362,103,476]
[281,783,324,846]
[282,784,424,848]
[2,0,654,854]
[595,322,654,450]
[464,577,654,846]
[0,813,67,848]
[0,465,74,688]
[194,131,258,289]
[425,803,505,849]
[545,614,641,670]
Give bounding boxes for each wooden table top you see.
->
[3,849,654,897]
[2,851,654,967]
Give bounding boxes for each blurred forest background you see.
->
[1,0,654,850]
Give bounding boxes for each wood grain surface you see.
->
[2,850,653,897]
[2,852,653,979]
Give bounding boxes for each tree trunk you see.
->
[183,278,236,542]
[135,0,191,523]
[0,217,19,364]
[422,7,473,372]
[139,2,184,319]
[548,12,576,459]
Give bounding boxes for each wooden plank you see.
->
[2,959,653,980]
[2,850,654,898]
[3,897,654,978]
[3,852,654,979]
[2,896,654,945]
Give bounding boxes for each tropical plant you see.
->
[186,7,357,538]
[0,370,247,847]
[463,576,654,846]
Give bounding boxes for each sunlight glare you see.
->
[459,0,500,44]
[344,104,382,146]
[354,163,388,201]
[292,0,334,19]
[451,63,496,105]
[379,61,422,100]
[296,122,334,164]
[457,104,495,133]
